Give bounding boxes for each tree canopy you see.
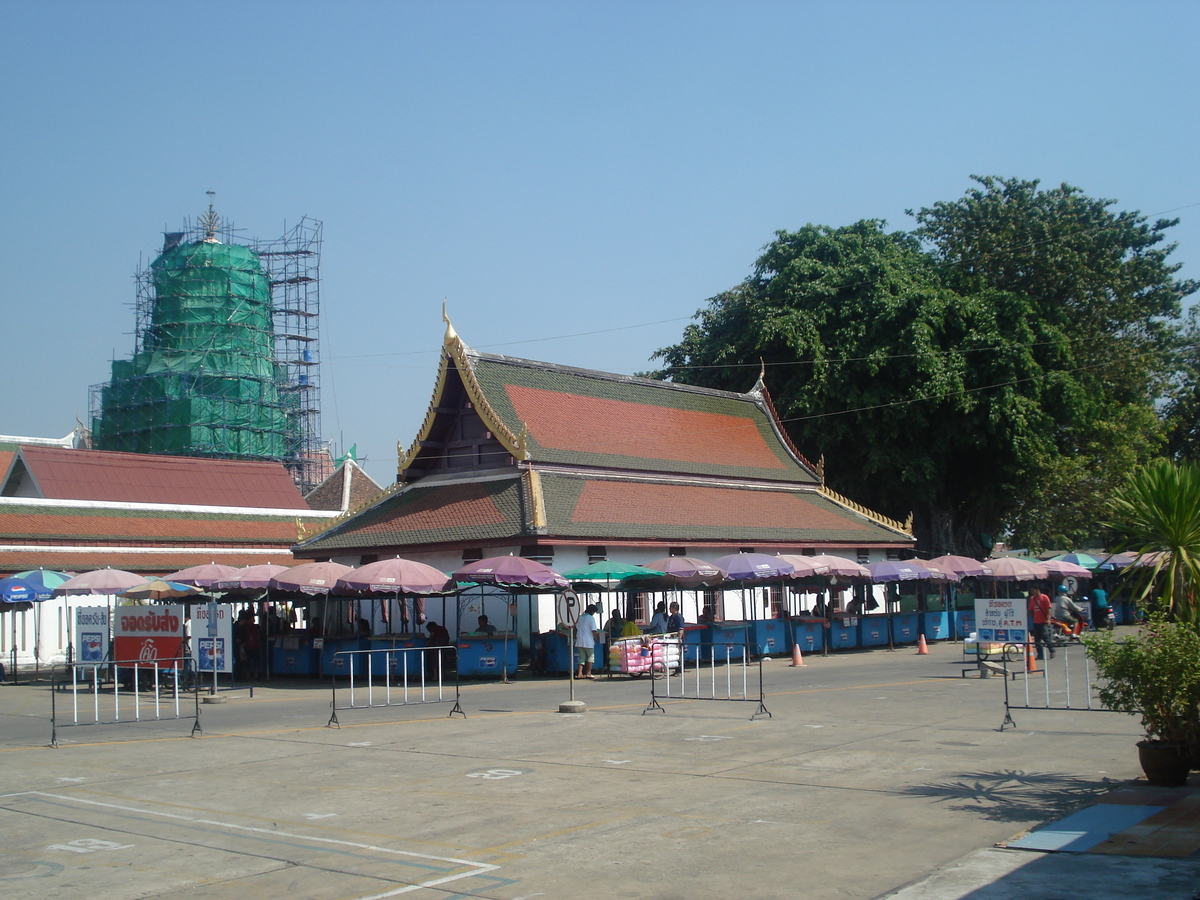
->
[651,177,1196,555]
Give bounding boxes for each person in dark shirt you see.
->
[425,620,451,679]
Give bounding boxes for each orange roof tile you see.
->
[10,446,309,509]
[504,385,787,471]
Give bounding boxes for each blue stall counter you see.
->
[366,635,426,678]
[920,610,950,641]
[829,615,859,650]
[891,612,919,645]
[320,637,369,676]
[457,634,517,678]
[751,620,790,656]
[858,616,889,647]
[271,635,319,675]
[788,618,826,653]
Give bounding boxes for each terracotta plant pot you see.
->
[1138,740,1191,787]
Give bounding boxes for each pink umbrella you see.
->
[981,557,1048,581]
[774,554,832,579]
[866,560,941,583]
[805,554,871,580]
[1039,559,1092,579]
[215,563,291,592]
[54,567,145,595]
[336,557,456,595]
[452,555,567,590]
[642,556,728,589]
[270,561,354,595]
[165,562,240,588]
[926,555,992,577]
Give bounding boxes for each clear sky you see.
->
[2,1,1197,485]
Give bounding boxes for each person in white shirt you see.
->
[575,604,599,679]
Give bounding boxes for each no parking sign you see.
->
[556,589,580,628]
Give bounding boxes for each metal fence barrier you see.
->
[50,656,201,747]
[327,645,465,726]
[643,639,770,720]
[997,640,1115,730]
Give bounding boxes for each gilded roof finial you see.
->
[200,191,221,243]
[442,299,458,345]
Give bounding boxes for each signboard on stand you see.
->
[973,596,1028,645]
[192,602,233,673]
[75,607,111,664]
[113,605,186,666]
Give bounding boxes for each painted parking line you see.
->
[5,791,498,899]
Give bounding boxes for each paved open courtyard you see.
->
[0,643,1192,899]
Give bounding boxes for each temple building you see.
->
[294,319,914,628]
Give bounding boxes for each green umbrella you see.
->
[562,560,665,592]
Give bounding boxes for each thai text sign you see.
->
[973,597,1027,645]
[191,603,233,673]
[113,604,185,667]
[75,607,111,664]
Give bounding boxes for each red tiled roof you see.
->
[569,481,875,532]
[10,446,309,509]
[0,509,304,544]
[504,385,787,471]
[345,482,510,537]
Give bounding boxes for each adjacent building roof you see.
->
[1,446,309,509]
[305,458,384,512]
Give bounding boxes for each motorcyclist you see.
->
[1051,585,1085,641]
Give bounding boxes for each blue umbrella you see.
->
[12,569,69,600]
[0,576,44,604]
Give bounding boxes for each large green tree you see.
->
[651,177,1195,555]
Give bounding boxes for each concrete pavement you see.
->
[1,644,1196,899]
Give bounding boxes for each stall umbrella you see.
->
[335,556,458,636]
[52,568,148,684]
[796,555,871,656]
[562,560,664,630]
[0,576,44,681]
[452,555,568,684]
[864,560,947,650]
[773,555,831,649]
[267,562,356,678]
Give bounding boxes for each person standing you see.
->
[648,601,669,634]
[1027,586,1054,660]
[575,603,599,680]
[666,601,685,633]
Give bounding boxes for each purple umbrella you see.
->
[866,560,940,583]
[926,555,992,578]
[709,552,794,583]
[1039,559,1092,579]
[642,556,728,589]
[55,567,146,595]
[336,557,456,595]
[215,563,291,592]
[270,561,354,595]
[166,563,240,588]
[452,555,568,590]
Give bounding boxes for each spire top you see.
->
[200,191,221,243]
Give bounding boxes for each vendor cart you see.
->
[609,635,682,678]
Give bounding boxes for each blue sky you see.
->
[2,2,1197,485]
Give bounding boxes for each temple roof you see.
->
[399,327,822,484]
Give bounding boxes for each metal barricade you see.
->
[643,639,770,720]
[49,656,201,747]
[997,640,1114,730]
[327,645,465,726]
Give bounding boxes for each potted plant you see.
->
[1084,617,1200,786]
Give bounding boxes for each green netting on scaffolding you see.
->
[93,239,291,461]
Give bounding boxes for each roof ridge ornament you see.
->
[442,299,458,345]
[750,358,767,396]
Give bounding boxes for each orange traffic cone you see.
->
[1025,639,1039,674]
[916,635,929,655]
[790,643,807,667]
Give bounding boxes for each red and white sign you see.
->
[113,604,186,667]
